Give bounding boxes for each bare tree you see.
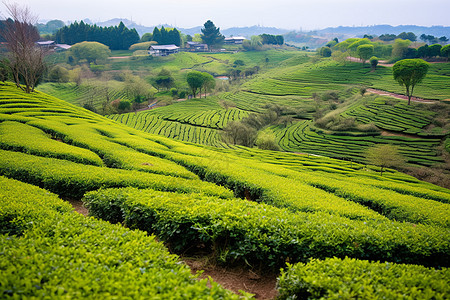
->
[0,2,46,93]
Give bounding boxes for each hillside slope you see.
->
[1,83,449,298]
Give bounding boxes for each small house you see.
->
[36,40,56,49]
[148,44,179,56]
[224,36,246,44]
[54,44,71,51]
[186,41,208,52]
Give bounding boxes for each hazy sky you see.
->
[9,0,450,30]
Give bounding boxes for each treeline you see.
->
[364,32,449,44]
[260,34,284,45]
[54,21,139,50]
[151,26,181,46]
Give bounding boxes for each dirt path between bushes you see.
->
[366,88,438,104]
[69,201,278,299]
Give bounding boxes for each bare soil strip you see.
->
[366,88,437,104]
[184,259,278,299]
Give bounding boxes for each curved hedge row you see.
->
[84,187,450,268]
[0,176,241,299]
[277,257,449,300]
[0,149,233,199]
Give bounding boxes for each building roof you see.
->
[55,44,71,50]
[187,41,199,45]
[150,44,179,50]
[36,40,55,45]
[225,36,246,41]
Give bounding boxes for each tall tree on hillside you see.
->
[186,71,204,98]
[441,45,450,62]
[201,20,224,50]
[0,3,46,93]
[357,44,374,65]
[393,59,429,105]
[366,144,405,176]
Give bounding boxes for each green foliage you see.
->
[370,56,379,69]
[393,59,430,105]
[366,144,405,176]
[392,39,412,59]
[357,44,374,64]
[441,44,450,60]
[0,176,240,299]
[55,21,139,50]
[68,41,111,64]
[0,121,103,166]
[256,131,280,151]
[319,47,332,57]
[118,99,131,111]
[186,70,204,97]
[151,26,182,46]
[201,20,225,49]
[85,186,450,268]
[47,65,69,83]
[154,68,175,90]
[277,257,449,300]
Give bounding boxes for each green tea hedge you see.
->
[0,176,243,299]
[84,187,450,268]
[277,257,449,300]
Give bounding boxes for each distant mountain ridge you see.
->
[315,25,450,38]
[52,18,450,40]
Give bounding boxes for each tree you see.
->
[379,34,397,41]
[154,68,174,91]
[221,121,257,147]
[319,47,332,57]
[200,72,215,98]
[47,66,69,83]
[441,45,450,61]
[369,56,379,70]
[393,59,429,105]
[428,44,442,58]
[122,73,155,112]
[140,33,153,42]
[186,71,204,97]
[357,44,374,65]
[397,32,417,42]
[0,3,46,93]
[366,144,405,176]
[417,44,429,58]
[392,39,411,59]
[68,42,111,64]
[200,20,224,50]
[439,36,449,44]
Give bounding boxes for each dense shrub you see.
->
[277,257,449,300]
[0,176,241,299]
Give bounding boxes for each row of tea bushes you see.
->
[27,119,197,179]
[84,187,450,268]
[0,121,103,166]
[0,176,242,299]
[277,257,449,300]
[291,171,450,227]
[0,149,233,199]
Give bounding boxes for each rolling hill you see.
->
[1,81,449,298]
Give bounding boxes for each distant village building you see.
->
[36,40,55,49]
[186,41,208,52]
[224,36,246,44]
[54,44,71,51]
[148,44,179,56]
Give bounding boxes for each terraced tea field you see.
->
[1,82,449,298]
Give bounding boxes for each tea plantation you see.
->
[1,82,449,298]
[103,53,449,172]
